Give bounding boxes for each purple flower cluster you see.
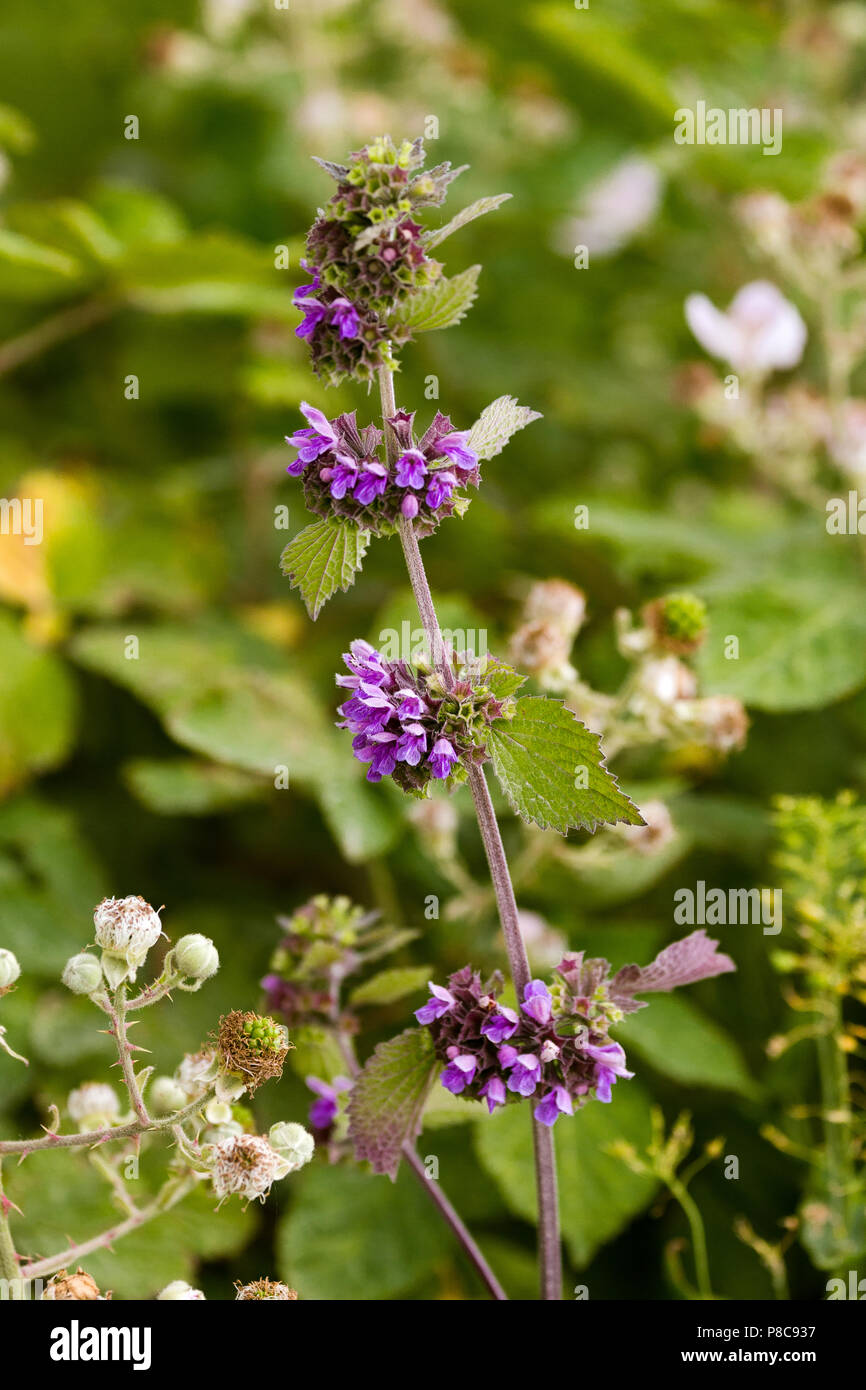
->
[336,640,461,790]
[415,932,736,1125]
[286,403,480,538]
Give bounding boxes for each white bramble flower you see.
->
[523,580,587,641]
[554,155,663,258]
[210,1133,290,1204]
[685,281,807,376]
[0,948,21,993]
[157,1280,206,1300]
[176,1049,218,1100]
[827,398,866,481]
[638,657,698,706]
[93,896,163,986]
[676,695,749,753]
[67,1083,121,1128]
[268,1121,315,1172]
[61,952,103,995]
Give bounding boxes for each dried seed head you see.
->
[210,1133,286,1203]
[643,593,708,655]
[235,1277,298,1300]
[43,1268,104,1301]
[215,1011,291,1095]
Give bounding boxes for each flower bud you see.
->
[93,896,163,986]
[0,948,21,993]
[173,934,220,981]
[67,1082,120,1130]
[148,1076,189,1115]
[157,1280,205,1300]
[268,1121,315,1172]
[61,952,103,995]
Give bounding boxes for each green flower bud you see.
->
[61,952,103,995]
[268,1120,315,1172]
[148,1076,188,1115]
[173,934,220,982]
[0,949,21,993]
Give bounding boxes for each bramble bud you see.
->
[0,948,21,993]
[67,1082,121,1130]
[43,1267,103,1300]
[61,952,103,995]
[173,934,220,981]
[93,896,163,986]
[157,1280,205,1300]
[148,1076,188,1115]
[268,1121,315,1172]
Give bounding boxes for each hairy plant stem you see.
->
[104,986,150,1126]
[378,364,562,1301]
[334,1028,506,1300]
[0,1092,209,1156]
[0,1158,20,1281]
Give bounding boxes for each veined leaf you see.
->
[389,264,481,333]
[348,1028,439,1180]
[468,395,543,461]
[349,966,431,1008]
[487,696,642,834]
[424,194,512,250]
[280,518,370,620]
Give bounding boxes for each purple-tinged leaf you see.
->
[348,1028,439,1180]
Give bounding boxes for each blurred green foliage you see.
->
[0,0,864,1299]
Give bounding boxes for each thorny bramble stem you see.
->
[102,986,150,1126]
[0,1091,210,1156]
[0,1158,20,1281]
[379,364,563,1301]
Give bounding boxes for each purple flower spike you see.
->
[330,296,360,339]
[436,431,478,473]
[395,449,428,489]
[505,1053,542,1097]
[441,1054,477,1095]
[429,737,458,780]
[481,1005,519,1044]
[534,1085,574,1127]
[479,1075,507,1114]
[522,979,553,1026]
[584,1041,634,1104]
[415,982,456,1026]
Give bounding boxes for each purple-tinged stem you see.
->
[379,365,562,1301]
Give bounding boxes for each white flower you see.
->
[827,399,866,479]
[268,1121,315,1173]
[210,1133,289,1204]
[93,896,163,985]
[523,580,587,640]
[685,281,807,375]
[615,799,676,855]
[175,1050,218,1099]
[676,695,749,752]
[555,156,663,258]
[0,949,21,992]
[67,1083,120,1128]
[157,1280,206,1300]
[639,657,698,706]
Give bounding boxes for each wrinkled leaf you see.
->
[280,517,370,620]
[389,264,480,333]
[468,395,543,461]
[424,194,512,250]
[348,1028,439,1179]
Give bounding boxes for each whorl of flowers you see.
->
[286,403,480,538]
[336,640,516,791]
[416,931,736,1126]
[296,134,463,385]
[215,1010,291,1096]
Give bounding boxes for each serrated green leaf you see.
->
[389,264,480,333]
[349,966,431,1008]
[486,696,642,834]
[474,1080,660,1269]
[424,194,512,250]
[348,1028,439,1179]
[280,518,370,620]
[468,395,543,461]
[483,658,527,701]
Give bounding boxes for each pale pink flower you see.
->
[685,280,807,374]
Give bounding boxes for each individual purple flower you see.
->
[583,1041,634,1103]
[306,1074,351,1129]
[415,982,456,1026]
[497,1043,519,1069]
[534,1085,574,1127]
[394,449,427,489]
[326,460,358,499]
[337,640,389,688]
[285,401,338,473]
[353,462,388,505]
[329,296,360,339]
[339,681,394,732]
[481,1005,519,1044]
[429,737,458,780]
[401,493,419,519]
[396,723,427,766]
[441,1054,477,1095]
[366,732,400,782]
[478,1075,507,1114]
[295,259,321,296]
[436,431,477,473]
[394,689,427,719]
[521,979,553,1026]
[425,470,456,510]
[505,1053,542,1097]
[294,294,328,340]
